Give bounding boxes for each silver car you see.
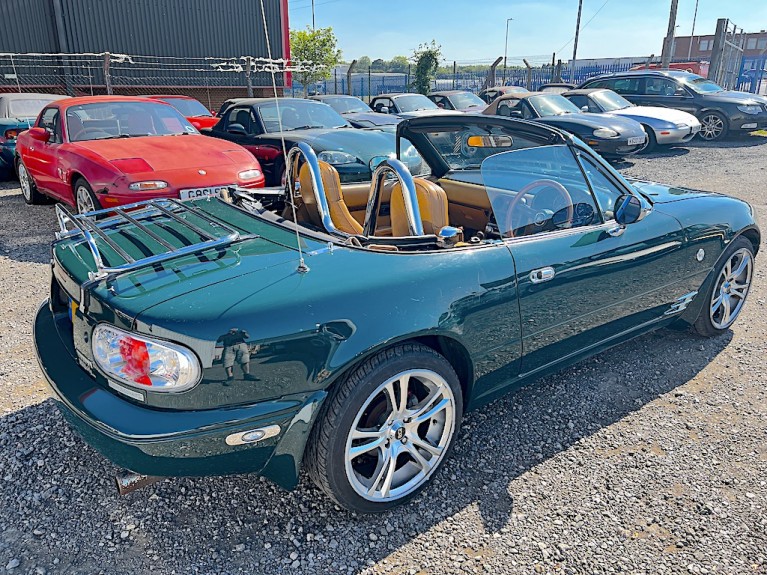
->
[564,88,701,151]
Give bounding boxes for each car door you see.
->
[25,106,66,198]
[636,76,698,115]
[604,76,644,105]
[482,143,695,379]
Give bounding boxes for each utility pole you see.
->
[503,18,513,85]
[687,0,699,61]
[571,0,583,82]
[311,0,315,29]
[660,0,679,68]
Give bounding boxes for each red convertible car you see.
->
[15,96,264,213]
[143,95,220,130]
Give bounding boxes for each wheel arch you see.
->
[737,226,761,256]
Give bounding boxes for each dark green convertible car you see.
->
[35,115,758,513]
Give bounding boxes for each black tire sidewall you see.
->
[16,158,42,205]
[693,236,754,336]
[642,125,657,153]
[318,346,463,513]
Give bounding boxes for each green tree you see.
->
[411,41,442,94]
[356,56,372,69]
[289,27,342,96]
[389,55,409,73]
[371,58,386,72]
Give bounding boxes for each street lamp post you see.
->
[503,17,513,85]
[687,0,700,61]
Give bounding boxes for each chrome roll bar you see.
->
[363,159,424,237]
[285,142,351,237]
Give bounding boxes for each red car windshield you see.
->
[65,101,198,142]
[158,97,212,118]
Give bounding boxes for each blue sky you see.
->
[287,0,767,64]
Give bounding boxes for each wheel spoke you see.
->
[404,441,432,471]
[411,436,443,458]
[730,256,749,280]
[384,374,409,416]
[721,295,732,324]
[730,285,748,300]
[723,259,732,278]
[413,397,449,426]
[378,446,399,498]
[349,431,387,459]
[367,448,392,497]
[711,294,723,313]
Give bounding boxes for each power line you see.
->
[555,0,612,56]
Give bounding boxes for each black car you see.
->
[427,90,488,113]
[369,93,459,118]
[483,92,647,158]
[203,98,422,185]
[478,86,530,104]
[308,95,400,129]
[578,70,767,141]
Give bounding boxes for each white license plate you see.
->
[179,186,228,200]
[741,123,757,129]
[627,136,645,146]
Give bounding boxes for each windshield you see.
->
[66,101,198,141]
[415,122,541,171]
[8,98,59,118]
[528,94,581,116]
[678,74,724,94]
[449,92,486,109]
[481,145,602,238]
[159,97,212,117]
[591,90,633,112]
[321,96,371,114]
[394,94,439,112]
[258,100,349,132]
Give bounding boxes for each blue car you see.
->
[0,93,68,179]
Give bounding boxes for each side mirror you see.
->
[581,105,589,112]
[227,123,247,136]
[378,106,390,114]
[508,110,523,118]
[674,87,688,97]
[28,127,50,143]
[614,194,651,225]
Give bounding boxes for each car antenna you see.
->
[258,0,309,274]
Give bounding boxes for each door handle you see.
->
[529,267,555,283]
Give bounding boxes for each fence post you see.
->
[554,59,562,82]
[347,59,357,96]
[245,57,254,97]
[334,68,338,94]
[452,61,457,89]
[407,64,411,91]
[484,57,502,89]
[523,59,532,90]
[368,66,371,98]
[103,52,112,95]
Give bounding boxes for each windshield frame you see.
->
[319,96,371,114]
[158,97,212,118]
[393,94,440,113]
[676,73,724,94]
[448,92,487,110]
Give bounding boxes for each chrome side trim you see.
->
[664,291,698,315]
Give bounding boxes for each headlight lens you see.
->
[737,105,761,115]
[317,151,357,165]
[238,168,262,180]
[92,324,201,392]
[128,180,168,191]
[592,128,619,138]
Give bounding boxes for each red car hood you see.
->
[71,135,251,171]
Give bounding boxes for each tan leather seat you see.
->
[390,178,449,236]
[298,161,363,235]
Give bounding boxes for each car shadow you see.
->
[0,187,57,265]
[687,133,767,149]
[0,326,733,574]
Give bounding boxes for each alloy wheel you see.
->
[344,369,456,502]
[710,247,753,329]
[18,163,31,201]
[700,114,725,141]
[76,185,96,214]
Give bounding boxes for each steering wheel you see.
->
[503,179,574,238]
[77,128,113,140]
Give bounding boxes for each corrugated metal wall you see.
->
[0,0,59,53]
[0,0,286,60]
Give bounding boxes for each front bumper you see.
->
[727,111,767,131]
[34,301,325,490]
[655,124,701,145]
[587,136,646,158]
[0,143,16,177]
[94,178,265,208]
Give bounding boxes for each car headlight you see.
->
[92,324,201,392]
[737,105,762,115]
[317,151,358,165]
[128,180,168,191]
[592,128,619,138]
[238,169,262,180]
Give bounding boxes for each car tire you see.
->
[73,177,101,214]
[641,126,657,153]
[16,158,46,205]
[698,111,728,141]
[272,157,286,188]
[306,343,463,513]
[693,237,754,337]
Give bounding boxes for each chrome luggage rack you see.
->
[55,197,255,284]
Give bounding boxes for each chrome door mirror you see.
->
[614,194,651,225]
[581,105,589,112]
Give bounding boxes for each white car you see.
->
[564,88,701,151]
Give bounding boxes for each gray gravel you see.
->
[1,137,766,575]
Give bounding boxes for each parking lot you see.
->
[0,137,766,574]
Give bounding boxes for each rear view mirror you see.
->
[508,110,523,118]
[466,135,513,148]
[614,194,650,225]
[378,106,390,114]
[581,105,589,112]
[28,127,50,142]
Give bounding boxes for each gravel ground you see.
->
[0,138,766,575]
